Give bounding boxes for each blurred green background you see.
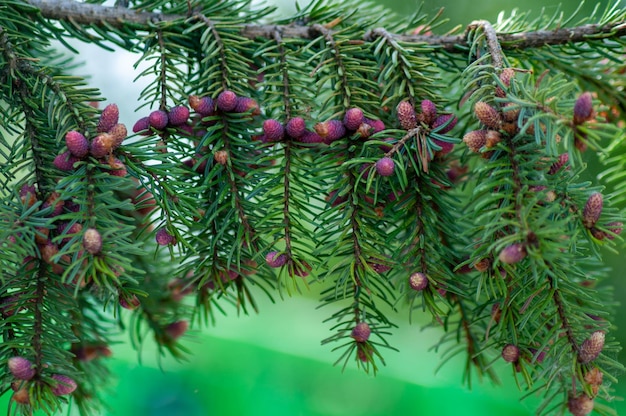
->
[9,0,626,415]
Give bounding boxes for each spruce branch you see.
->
[29,0,626,51]
[2,0,626,415]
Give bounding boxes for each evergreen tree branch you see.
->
[28,0,626,51]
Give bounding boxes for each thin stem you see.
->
[272,29,295,272]
[310,24,350,109]
[195,14,229,91]
[548,271,580,356]
[32,262,47,375]
[157,30,168,111]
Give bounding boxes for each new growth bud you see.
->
[156,228,176,246]
[65,131,89,158]
[498,243,527,264]
[567,393,594,416]
[83,227,102,254]
[501,344,520,363]
[375,157,395,177]
[463,130,488,153]
[573,92,594,125]
[8,357,35,380]
[474,101,502,130]
[578,331,605,363]
[189,95,215,116]
[343,107,365,130]
[216,90,238,112]
[285,117,306,138]
[409,272,428,291]
[97,104,119,133]
[51,374,77,396]
[148,110,169,130]
[396,101,417,130]
[164,320,189,341]
[432,114,457,134]
[265,251,286,268]
[351,322,371,342]
[263,119,284,141]
[167,105,190,126]
[420,99,437,126]
[582,192,603,229]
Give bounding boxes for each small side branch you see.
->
[29,0,626,52]
[466,20,504,69]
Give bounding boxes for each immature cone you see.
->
[606,221,624,239]
[285,117,306,138]
[501,344,520,363]
[164,320,189,341]
[351,322,371,343]
[51,374,77,396]
[498,243,527,264]
[432,138,454,155]
[214,150,228,165]
[343,107,365,130]
[315,120,346,143]
[188,95,215,116]
[216,90,238,112]
[474,101,502,130]
[167,105,190,126]
[409,272,428,291]
[108,158,127,177]
[573,92,594,125]
[8,357,35,380]
[132,116,150,134]
[432,114,457,134]
[578,330,605,363]
[495,67,516,97]
[582,192,603,228]
[11,382,30,404]
[499,67,515,87]
[420,99,437,126]
[53,151,79,171]
[501,103,520,122]
[567,393,594,416]
[148,110,169,130]
[155,228,176,246]
[97,103,119,133]
[484,130,502,148]
[375,157,395,177]
[584,367,603,390]
[57,222,83,244]
[396,101,417,130]
[263,119,284,141]
[548,153,569,174]
[265,251,286,268]
[365,118,385,133]
[463,130,488,153]
[108,123,128,148]
[119,294,140,310]
[90,133,115,158]
[65,130,89,158]
[297,130,323,144]
[234,97,260,115]
[83,227,102,254]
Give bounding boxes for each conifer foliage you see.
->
[0,0,625,414]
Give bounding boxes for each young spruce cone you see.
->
[578,331,605,363]
[351,322,371,343]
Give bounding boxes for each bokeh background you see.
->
[7,0,626,415]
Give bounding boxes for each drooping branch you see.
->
[27,0,626,52]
